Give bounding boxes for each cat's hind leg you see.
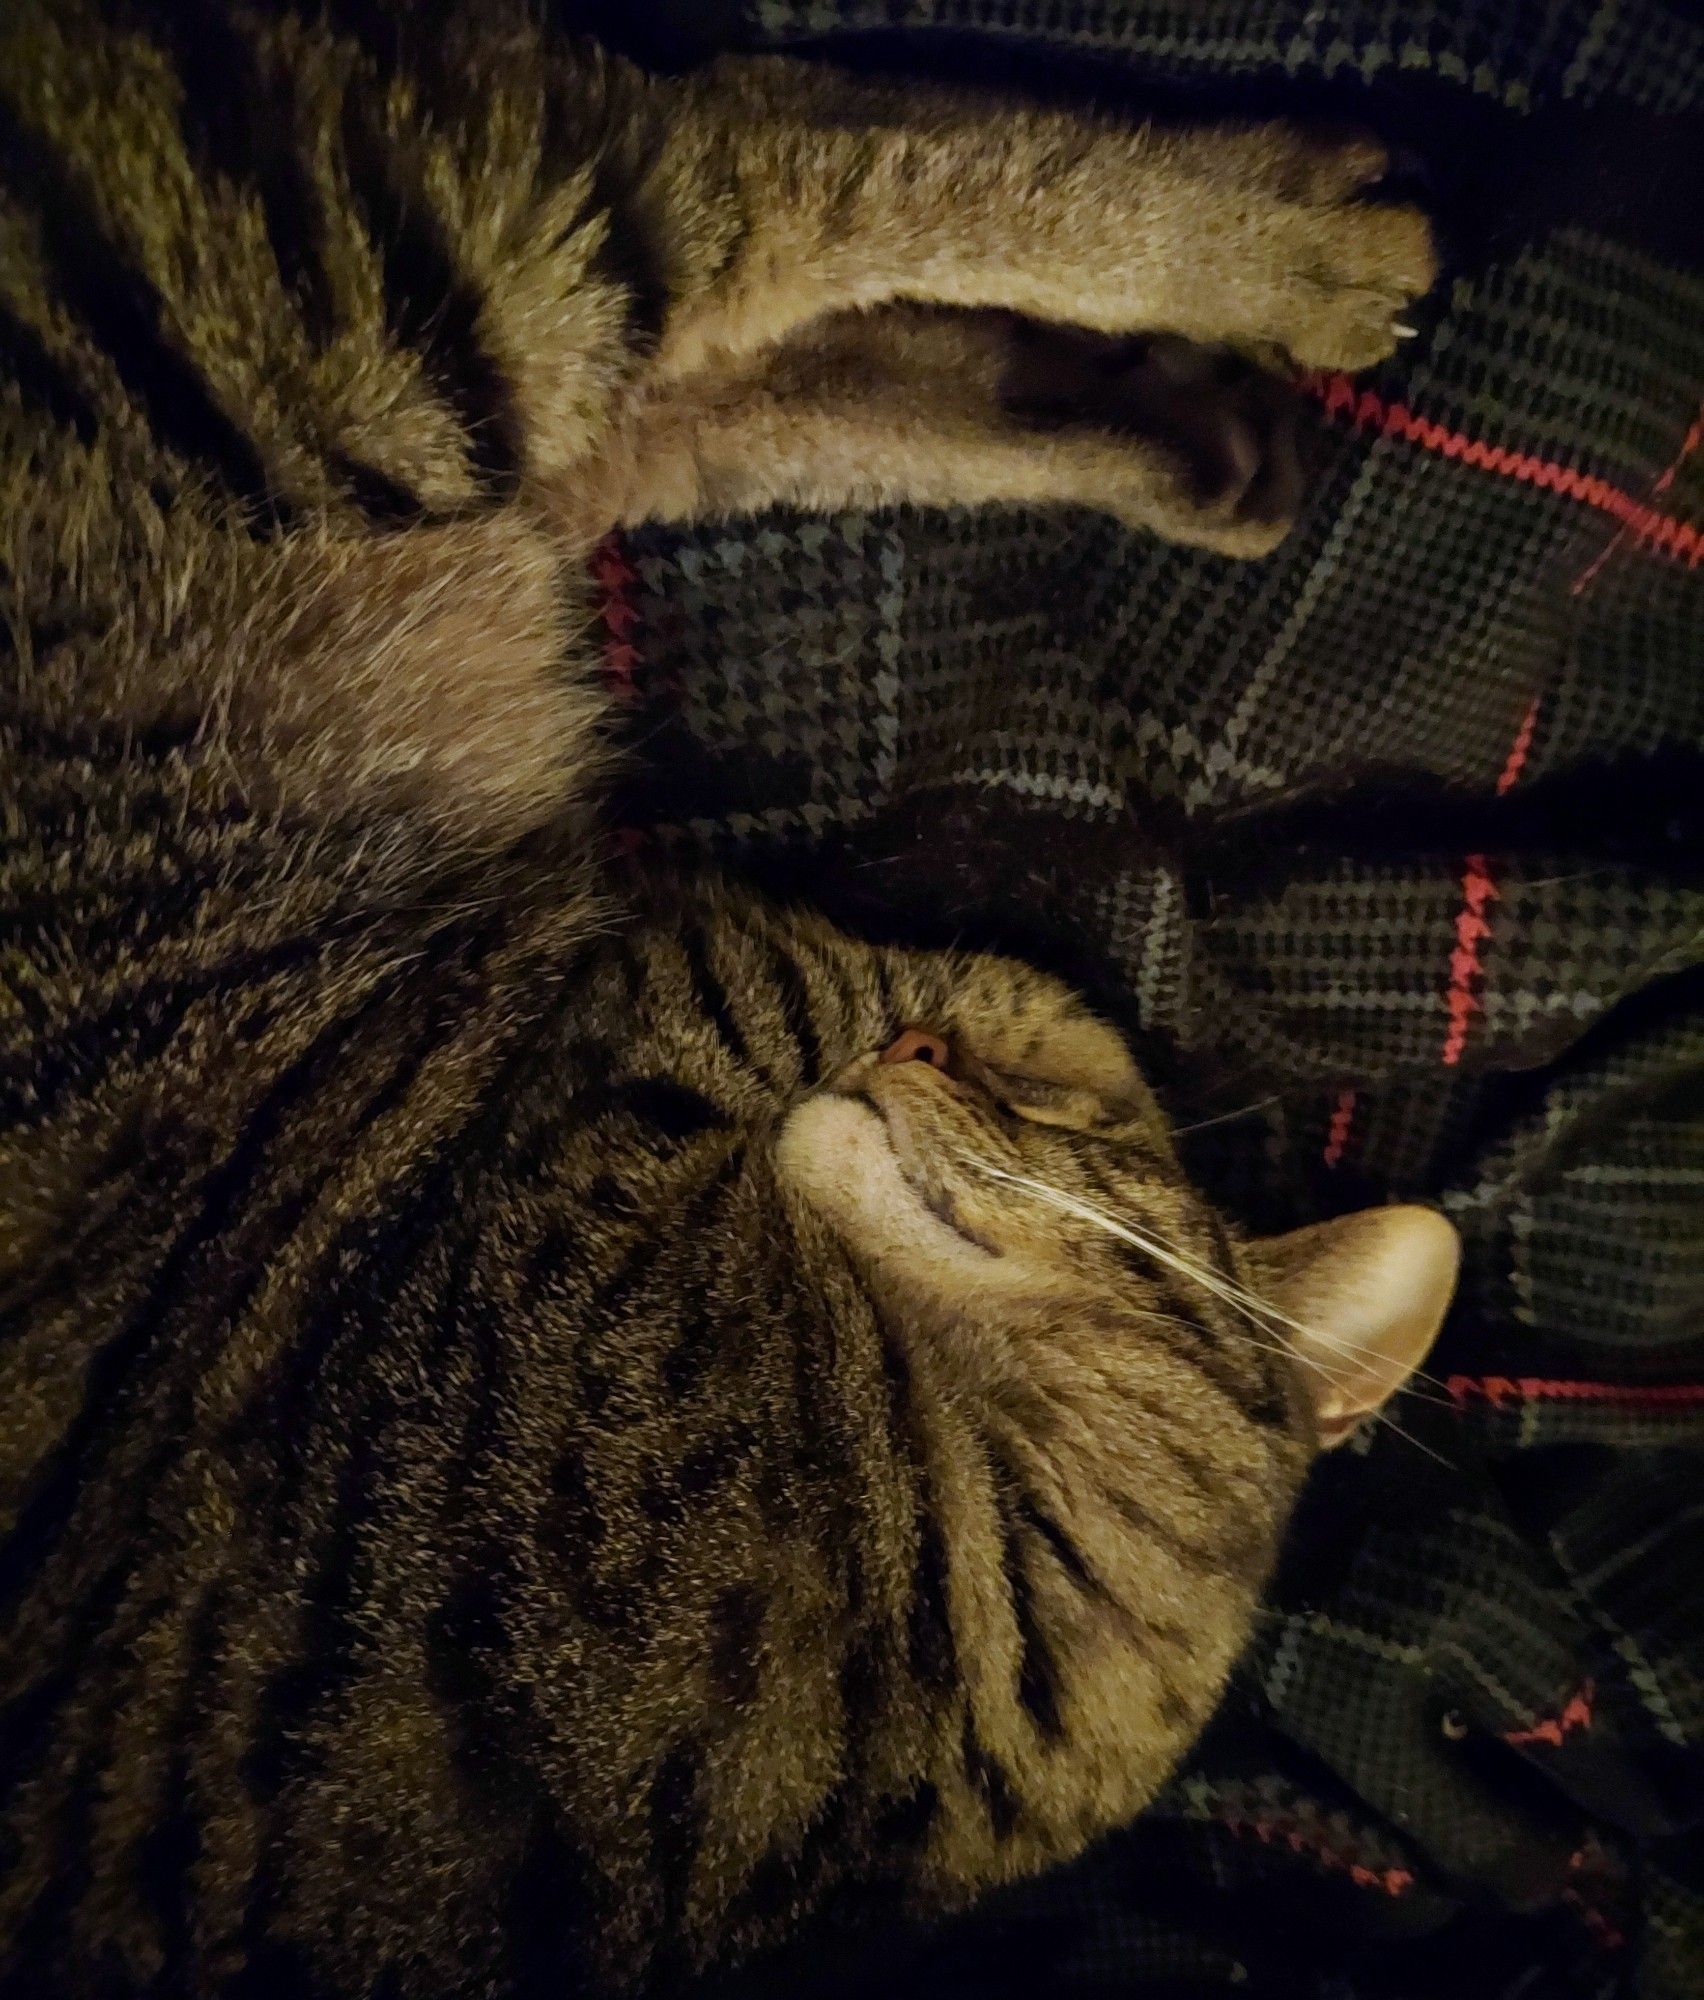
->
[571,306,1307,557]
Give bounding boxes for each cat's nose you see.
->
[880,1027,953,1072]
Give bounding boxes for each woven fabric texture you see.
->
[590,4,1704,1992]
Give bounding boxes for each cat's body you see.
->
[0,5,1450,1993]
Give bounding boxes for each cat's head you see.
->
[777,949,1458,1458]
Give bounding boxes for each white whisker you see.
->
[1167,1096,1281,1138]
[976,1162,1457,1403]
[963,1159,1452,1460]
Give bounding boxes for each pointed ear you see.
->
[1244,1206,1460,1448]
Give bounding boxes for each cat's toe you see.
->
[1198,124,1439,373]
[1278,154,1436,370]
[1140,352,1308,556]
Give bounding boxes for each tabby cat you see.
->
[0,4,1455,1994]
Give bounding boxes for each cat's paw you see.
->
[1002,326,1308,556]
[1169,124,1436,372]
[1128,340,1307,554]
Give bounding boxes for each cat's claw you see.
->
[1166,124,1438,374]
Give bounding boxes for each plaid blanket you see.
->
[585,3,1704,1992]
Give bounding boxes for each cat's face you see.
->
[779,949,1458,1452]
[781,965,1192,1298]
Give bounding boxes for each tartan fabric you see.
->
[588,3,1704,1992]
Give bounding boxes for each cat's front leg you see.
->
[641,57,1435,380]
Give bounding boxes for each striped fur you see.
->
[0,5,1402,1992]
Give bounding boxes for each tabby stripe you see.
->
[786,1262,860,1495]
[575,1195,677,1328]
[0,104,289,524]
[556,1074,733,1152]
[737,1767,858,1928]
[1156,1429,1234,1508]
[438,1195,527,1545]
[1,828,245,990]
[1106,1486,1218,1580]
[221,935,508,1470]
[241,1196,428,1513]
[836,1621,884,1747]
[779,1612,887,1917]
[795,933,865,1057]
[1197,1216,1293,1430]
[1,863,222,1011]
[1007,1469,1209,1738]
[242,1421,383,1806]
[325,444,430,524]
[319,0,450,93]
[656,1147,749,1399]
[1015,1494,1105,1602]
[872,1329,958,1696]
[707,1584,765,1709]
[119,0,338,344]
[338,92,522,497]
[425,1561,528,1803]
[6,1578,177,1969]
[871,1781,939,1854]
[678,920,757,1077]
[0,703,205,768]
[0,1560,128,1804]
[0,297,100,443]
[960,1710,1019,1841]
[616,1075,733,1145]
[136,1582,230,1981]
[0,1034,458,1835]
[1110,1260,1267,1415]
[1152,1665,1198,1735]
[2,1734,102,1974]
[993,1484,1065,1740]
[871,952,902,1038]
[763,937,823,1086]
[557,144,672,358]
[905,1494,958,1693]
[1,952,422,1368]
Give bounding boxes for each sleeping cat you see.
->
[0,3,1454,1994]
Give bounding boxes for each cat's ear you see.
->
[1244,1206,1460,1448]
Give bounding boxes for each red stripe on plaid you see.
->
[1572,400,1704,596]
[591,533,640,698]
[1441,853,1498,1066]
[1495,694,1540,795]
[1322,1087,1357,1168]
[1308,375,1704,566]
[1213,1814,1414,1897]
[1504,1681,1594,1749]
[1448,1375,1704,1410]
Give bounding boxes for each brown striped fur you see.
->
[0,5,1441,1992]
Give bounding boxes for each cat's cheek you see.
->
[775,1095,1005,1298]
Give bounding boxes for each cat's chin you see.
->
[777,1093,1032,1302]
